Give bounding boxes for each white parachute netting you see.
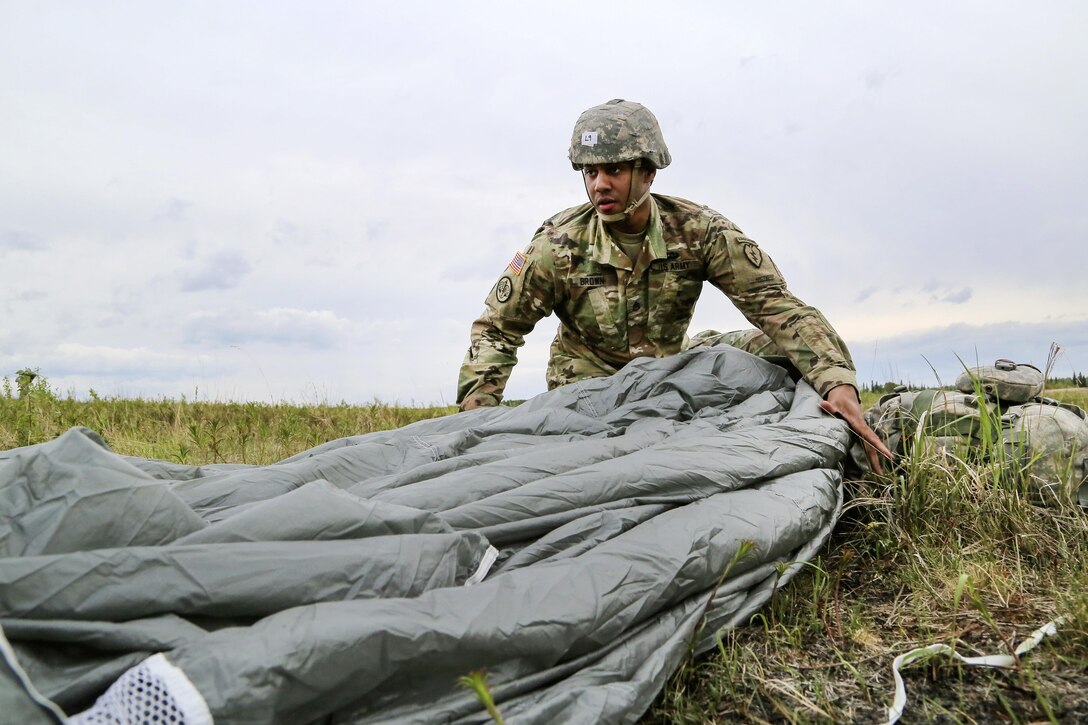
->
[70,653,212,725]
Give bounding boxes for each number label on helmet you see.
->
[580,131,598,147]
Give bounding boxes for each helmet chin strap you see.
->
[594,159,651,224]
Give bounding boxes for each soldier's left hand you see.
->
[820,384,893,475]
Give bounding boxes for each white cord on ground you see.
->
[884,617,1065,724]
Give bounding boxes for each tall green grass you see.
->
[0,374,455,462]
[650,385,1088,723]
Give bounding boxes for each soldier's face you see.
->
[581,163,653,215]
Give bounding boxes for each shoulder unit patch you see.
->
[739,239,762,268]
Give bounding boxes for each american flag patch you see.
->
[508,251,526,276]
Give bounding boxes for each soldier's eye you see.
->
[607,166,624,175]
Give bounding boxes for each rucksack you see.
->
[860,388,998,460]
[1002,398,1088,507]
[955,359,1044,404]
[855,360,1088,508]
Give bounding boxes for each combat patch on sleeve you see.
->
[495,276,514,302]
[739,239,763,268]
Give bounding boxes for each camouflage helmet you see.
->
[569,99,672,170]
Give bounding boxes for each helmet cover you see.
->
[569,99,671,170]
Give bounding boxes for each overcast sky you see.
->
[2,1,1085,404]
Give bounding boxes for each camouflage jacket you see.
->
[456,194,857,408]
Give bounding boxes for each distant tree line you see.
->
[865,373,1088,393]
[863,380,907,394]
[1045,373,1087,388]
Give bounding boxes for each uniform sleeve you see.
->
[456,230,557,409]
[703,217,858,397]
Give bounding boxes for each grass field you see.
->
[649,385,1088,724]
[2,374,1086,723]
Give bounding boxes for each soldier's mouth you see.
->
[596,199,617,212]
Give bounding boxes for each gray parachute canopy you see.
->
[0,345,850,725]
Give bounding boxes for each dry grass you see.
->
[0,374,454,462]
[647,385,1088,723]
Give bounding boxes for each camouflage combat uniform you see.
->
[456,193,857,408]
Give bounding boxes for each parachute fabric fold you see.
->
[0,345,850,724]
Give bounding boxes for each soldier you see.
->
[457,99,891,472]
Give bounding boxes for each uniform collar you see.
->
[587,196,666,272]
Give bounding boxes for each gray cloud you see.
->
[270,220,306,248]
[938,288,973,304]
[851,319,1088,387]
[180,251,252,292]
[162,198,192,222]
[1,230,48,251]
[0,344,216,380]
[863,69,893,91]
[183,308,351,349]
[4,290,48,317]
[855,286,878,303]
[365,220,389,242]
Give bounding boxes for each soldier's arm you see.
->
[703,217,856,397]
[456,232,556,410]
[703,217,891,472]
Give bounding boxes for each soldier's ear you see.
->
[645,168,656,185]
